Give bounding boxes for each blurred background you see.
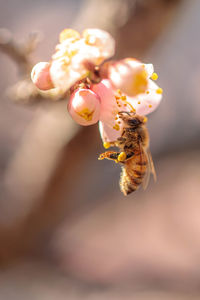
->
[0,0,200,299]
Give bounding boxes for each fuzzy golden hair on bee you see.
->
[99,112,156,196]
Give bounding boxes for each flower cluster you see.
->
[31,28,163,145]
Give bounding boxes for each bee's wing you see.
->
[147,148,157,181]
[142,147,157,190]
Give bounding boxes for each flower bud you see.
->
[108,58,149,97]
[68,89,100,126]
[31,62,54,90]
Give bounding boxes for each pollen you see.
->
[118,152,127,162]
[146,91,150,94]
[156,88,163,94]
[121,95,127,101]
[124,100,135,112]
[85,34,96,45]
[149,104,152,108]
[151,72,158,80]
[76,108,94,121]
[61,57,70,70]
[103,142,111,149]
[143,116,148,123]
[132,69,148,96]
[117,89,122,95]
[138,101,141,104]
[59,29,80,43]
[113,124,120,131]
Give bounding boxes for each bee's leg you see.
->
[98,151,120,162]
[103,141,116,149]
[126,152,135,159]
[116,137,126,146]
[117,136,126,142]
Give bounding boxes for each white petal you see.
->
[127,80,163,115]
[123,59,154,77]
[82,28,115,63]
[50,58,86,92]
[144,63,154,77]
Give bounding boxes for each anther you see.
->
[113,124,120,131]
[103,142,111,149]
[117,152,127,162]
[156,88,163,94]
[121,95,127,101]
[151,72,158,80]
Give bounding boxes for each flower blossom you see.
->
[31,28,163,146]
[91,77,162,143]
[31,28,115,93]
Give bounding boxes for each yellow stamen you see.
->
[138,101,141,104]
[103,142,111,149]
[84,34,96,45]
[123,100,136,112]
[76,108,94,121]
[113,124,120,131]
[149,104,152,108]
[61,57,70,69]
[156,88,163,94]
[59,29,80,43]
[117,89,122,95]
[151,72,158,80]
[118,152,127,162]
[121,95,127,101]
[146,91,150,94]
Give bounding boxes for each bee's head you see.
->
[118,111,147,127]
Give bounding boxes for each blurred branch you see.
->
[0,28,31,74]
[0,28,64,104]
[0,0,138,263]
[0,0,182,264]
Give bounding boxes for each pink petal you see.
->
[92,79,124,127]
[99,121,122,143]
[92,79,129,142]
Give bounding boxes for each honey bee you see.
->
[98,111,156,195]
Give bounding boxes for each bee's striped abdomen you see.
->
[120,149,147,195]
